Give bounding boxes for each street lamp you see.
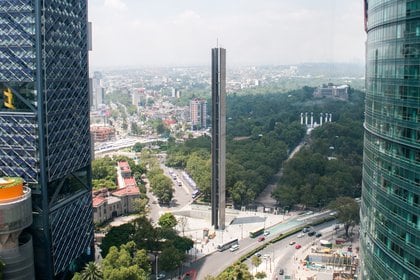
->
[155,255,159,280]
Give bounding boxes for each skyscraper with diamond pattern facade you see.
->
[361,1,420,279]
[0,1,94,278]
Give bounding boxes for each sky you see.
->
[88,0,366,68]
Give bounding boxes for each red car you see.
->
[258,236,265,242]
[295,244,302,249]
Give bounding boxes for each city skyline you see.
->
[88,0,366,68]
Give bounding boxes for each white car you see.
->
[157,273,166,280]
[264,230,270,236]
[297,233,305,238]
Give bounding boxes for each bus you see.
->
[217,238,239,252]
[249,227,265,238]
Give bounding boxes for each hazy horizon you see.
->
[89,0,366,68]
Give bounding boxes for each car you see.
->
[329,211,337,216]
[308,231,316,236]
[262,254,270,259]
[254,252,262,257]
[258,236,265,242]
[334,224,340,230]
[157,273,166,279]
[295,244,302,249]
[279,269,284,275]
[264,230,270,236]
[297,233,305,238]
[289,240,296,245]
[230,244,239,252]
[302,227,310,233]
[315,232,322,238]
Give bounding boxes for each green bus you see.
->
[249,227,265,238]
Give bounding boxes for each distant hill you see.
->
[295,63,364,78]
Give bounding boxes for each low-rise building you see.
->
[92,186,141,224]
[91,125,116,142]
[313,84,349,100]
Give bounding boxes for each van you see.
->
[229,244,239,252]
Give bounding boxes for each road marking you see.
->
[236,242,257,254]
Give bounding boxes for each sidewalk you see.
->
[266,226,360,280]
[173,206,293,261]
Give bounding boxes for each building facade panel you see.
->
[0,0,93,278]
[361,1,420,279]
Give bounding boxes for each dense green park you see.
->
[166,86,365,209]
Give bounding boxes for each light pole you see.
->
[155,254,159,280]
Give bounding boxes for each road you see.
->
[146,157,196,223]
[192,211,334,279]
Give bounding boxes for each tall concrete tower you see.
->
[0,1,94,278]
[211,47,226,230]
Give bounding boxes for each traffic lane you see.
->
[159,165,192,209]
[272,220,337,278]
[240,219,337,278]
[194,235,267,279]
[193,216,336,279]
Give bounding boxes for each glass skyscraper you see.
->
[0,0,93,278]
[361,0,420,279]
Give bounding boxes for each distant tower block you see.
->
[300,113,303,125]
[211,47,226,230]
[329,113,332,122]
[320,113,323,125]
[305,112,308,126]
[310,112,314,128]
[0,177,34,279]
[325,113,328,123]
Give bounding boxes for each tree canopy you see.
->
[328,196,360,238]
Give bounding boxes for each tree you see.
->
[132,217,160,252]
[131,122,141,135]
[133,142,143,152]
[79,262,103,280]
[92,157,116,182]
[133,197,149,217]
[328,196,360,238]
[230,181,255,207]
[158,213,177,229]
[251,255,262,275]
[255,272,266,279]
[149,173,174,204]
[158,245,185,272]
[102,243,149,280]
[217,262,253,280]
[100,223,135,257]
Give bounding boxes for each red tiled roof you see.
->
[124,177,137,187]
[92,196,106,207]
[112,185,140,197]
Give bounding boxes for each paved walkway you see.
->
[172,204,293,260]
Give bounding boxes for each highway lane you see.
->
[193,211,335,279]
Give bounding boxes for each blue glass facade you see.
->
[361,0,420,279]
[0,0,93,278]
